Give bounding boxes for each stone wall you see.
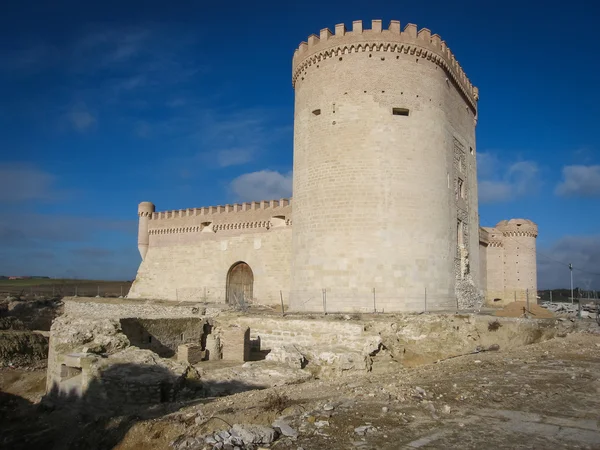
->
[63,298,219,319]
[232,317,376,353]
[128,226,292,305]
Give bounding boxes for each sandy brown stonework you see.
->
[128,20,537,312]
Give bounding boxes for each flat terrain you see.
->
[2,330,600,449]
[0,279,132,297]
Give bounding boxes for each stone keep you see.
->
[290,20,480,311]
[128,19,538,311]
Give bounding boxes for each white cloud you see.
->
[0,163,65,203]
[555,165,600,198]
[216,148,254,167]
[230,170,293,201]
[477,153,540,204]
[66,103,96,131]
[538,235,600,290]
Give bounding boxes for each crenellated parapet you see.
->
[483,227,504,247]
[495,219,538,238]
[149,198,291,221]
[292,19,479,111]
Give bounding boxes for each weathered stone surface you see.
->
[265,344,306,369]
[230,424,277,445]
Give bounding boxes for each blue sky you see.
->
[0,0,598,288]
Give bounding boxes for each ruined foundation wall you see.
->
[63,298,215,319]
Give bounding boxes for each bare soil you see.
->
[2,330,600,449]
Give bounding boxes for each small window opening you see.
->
[181,333,185,341]
[469,147,474,155]
[457,178,464,199]
[312,109,321,116]
[148,335,152,343]
[392,107,409,116]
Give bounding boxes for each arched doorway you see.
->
[226,262,253,307]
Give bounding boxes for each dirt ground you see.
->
[2,330,600,449]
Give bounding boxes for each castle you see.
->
[128,20,538,311]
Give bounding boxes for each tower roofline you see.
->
[292,19,479,111]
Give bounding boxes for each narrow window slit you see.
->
[312,109,321,116]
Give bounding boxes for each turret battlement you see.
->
[292,19,478,110]
[495,219,538,238]
[149,198,292,221]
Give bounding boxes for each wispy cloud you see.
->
[230,170,293,201]
[538,235,600,289]
[555,165,600,198]
[153,107,291,173]
[66,103,96,132]
[0,163,68,203]
[0,212,137,279]
[477,153,541,204]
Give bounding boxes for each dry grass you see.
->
[263,391,292,413]
[488,319,502,331]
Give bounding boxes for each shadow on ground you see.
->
[1,362,266,450]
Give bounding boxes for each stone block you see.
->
[177,343,205,365]
[221,326,250,362]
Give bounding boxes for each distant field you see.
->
[0,279,132,297]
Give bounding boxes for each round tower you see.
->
[495,219,538,302]
[290,20,480,312]
[137,201,155,260]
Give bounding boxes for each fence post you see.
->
[424,287,427,313]
[373,288,376,313]
[97,285,100,297]
[526,288,529,313]
[280,290,285,317]
[75,285,78,297]
[322,288,327,315]
[52,285,55,297]
[550,290,552,304]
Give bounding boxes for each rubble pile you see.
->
[541,301,598,319]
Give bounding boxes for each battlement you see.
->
[148,198,292,221]
[292,19,478,110]
[495,219,538,238]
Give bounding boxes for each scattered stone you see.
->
[441,405,451,415]
[272,419,298,439]
[354,425,374,435]
[415,387,426,397]
[230,424,277,446]
[323,403,334,411]
[488,344,500,351]
[381,406,389,413]
[204,436,217,445]
[425,402,438,419]
[474,360,482,364]
[314,420,329,428]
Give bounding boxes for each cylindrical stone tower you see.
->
[137,201,155,260]
[495,219,538,301]
[290,20,480,312]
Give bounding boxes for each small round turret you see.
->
[138,201,155,260]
